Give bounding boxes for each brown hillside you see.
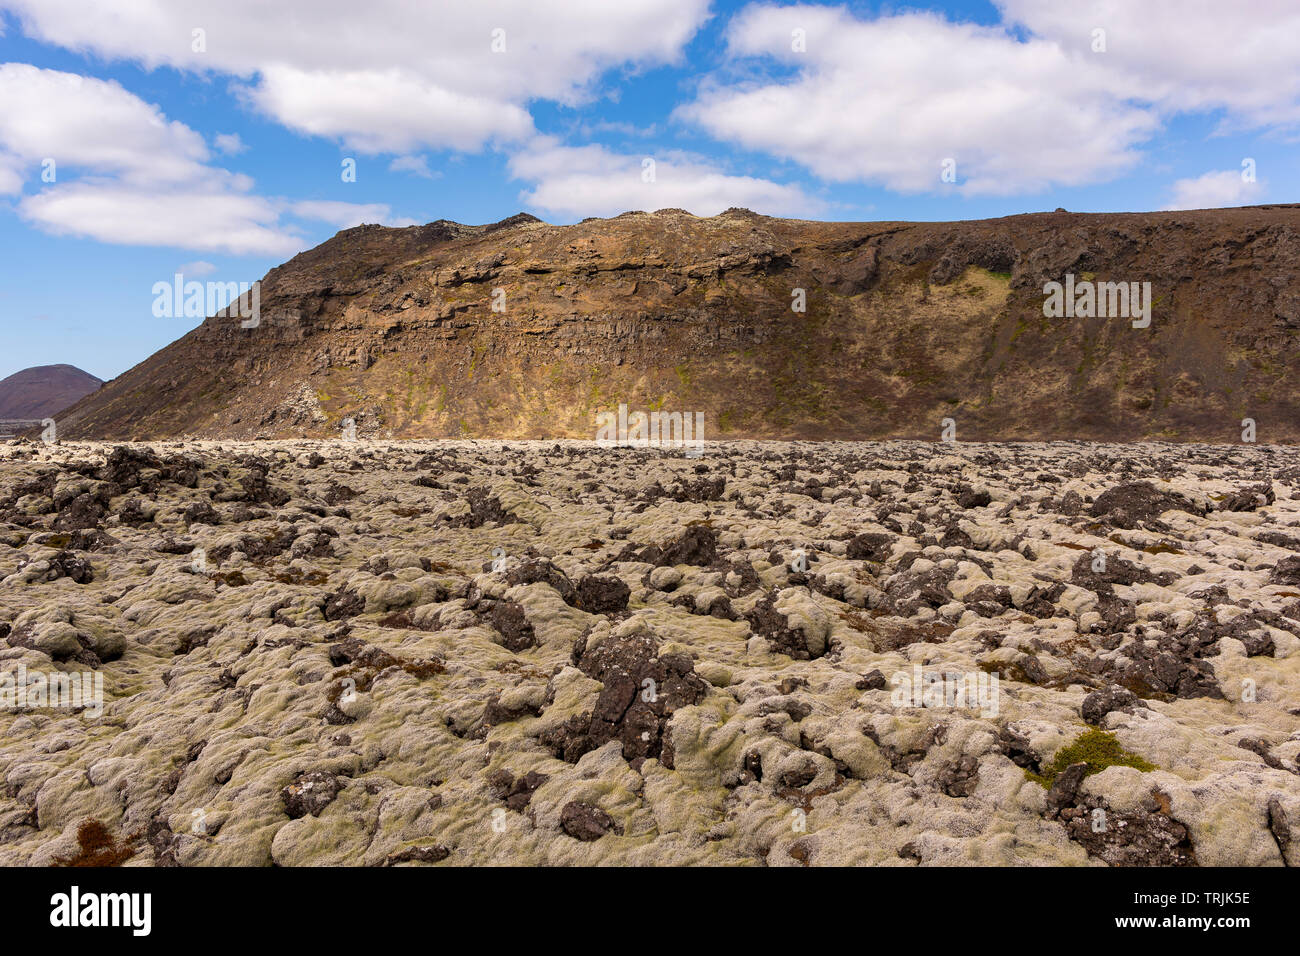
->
[52,205,1300,442]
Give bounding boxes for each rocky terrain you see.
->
[1,437,1298,866]
[50,204,1300,443]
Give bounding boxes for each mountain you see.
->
[51,205,1300,442]
[0,364,102,420]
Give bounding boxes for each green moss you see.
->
[467,344,486,379]
[1026,729,1155,788]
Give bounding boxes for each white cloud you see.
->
[213,132,245,155]
[0,155,23,193]
[1,0,712,154]
[289,200,417,229]
[678,6,1158,196]
[0,64,301,253]
[579,120,660,139]
[679,2,1300,198]
[998,0,1300,129]
[1163,169,1264,210]
[388,155,439,179]
[0,63,419,255]
[510,138,823,220]
[0,63,214,190]
[177,260,217,276]
[21,183,300,255]
[245,66,533,154]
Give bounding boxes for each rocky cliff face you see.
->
[52,205,1300,442]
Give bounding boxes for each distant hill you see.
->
[0,364,103,420]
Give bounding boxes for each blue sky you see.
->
[1,0,1296,382]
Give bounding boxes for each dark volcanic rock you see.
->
[574,575,631,614]
[538,628,708,765]
[449,487,520,529]
[1269,556,1300,587]
[1218,483,1274,512]
[1045,762,1088,814]
[53,493,103,532]
[1089,481,1200,529]
[846,532,893,562]
[322,589,365,621]
[745,594,830,660]
[883,565,953,616]
[505,558,575,602]
[560,801,618,841]
[656,524,719,567]
[1081,686,1144,725]
[487,600,537,652]
[22,550,96,584]
[487,769,549,812]
[281,771,341,819]
[1056,792,1197,866]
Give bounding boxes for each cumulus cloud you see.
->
[388,155,440,179]
[1163,169,1264,210]
[998,0,1300,129]
[0,0,712,154]
[510,138,824,220]
[7,0,1294,234]
[0,64,416,254]
[289,199,417,229]
[213,132,246,155]
[0,155,23,194]
[0,63,215,189]
[21,183,297,255]
[244,66,533,154]
[678,2,1300,197]
[678,6,1157,196]
[177,260,217,276]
